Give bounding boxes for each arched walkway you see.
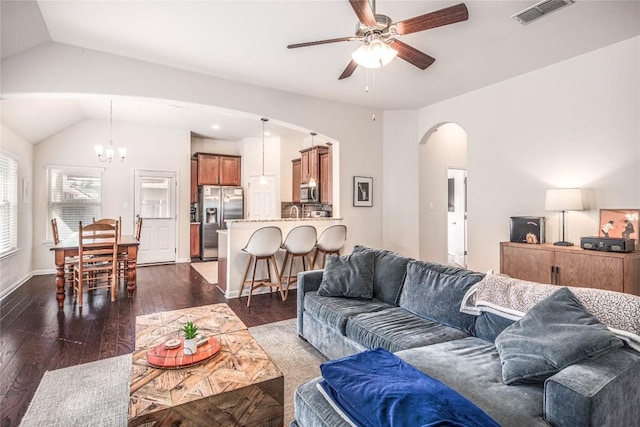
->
[418,122,468,265]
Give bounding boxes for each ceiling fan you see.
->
[287,0,469,80]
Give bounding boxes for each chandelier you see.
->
[95,100,126,163]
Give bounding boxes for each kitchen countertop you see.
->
[226,217,341,223]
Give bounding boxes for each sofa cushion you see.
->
[460,273,640,352]
[317,348,500,427]
[396,337,548,427]
[495,287,624,385]
[304,291,391,334]
[473,312,516,343]
[352,245,412,305]
[399,260,484,334]
[317,251,374,299]
[345,307,469,353]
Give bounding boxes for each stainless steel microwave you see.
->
[300,183,319,203]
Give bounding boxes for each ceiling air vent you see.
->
[511,0,574,25]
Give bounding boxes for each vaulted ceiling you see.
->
[2,1,639,143]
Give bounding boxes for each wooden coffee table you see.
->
[128,304,284,426]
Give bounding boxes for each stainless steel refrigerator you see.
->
[200,186,244,260]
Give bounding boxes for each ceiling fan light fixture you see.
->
[351,38,397,69]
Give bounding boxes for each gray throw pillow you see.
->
[352,245,412,305]
[495,287,623,385]
[317,251,375,299]
[399,260,484,333]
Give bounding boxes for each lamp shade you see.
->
[351,39,397,69]
[545,188,583,211]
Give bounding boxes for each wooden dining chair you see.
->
[94,216,122,240]
[73,221,119,309]
[94,216,128,281]
[51,218,77,287]
[117,216,143,285]
[51,218,61,245]
[135,216,143,241]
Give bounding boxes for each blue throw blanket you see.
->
[318,348,501,427]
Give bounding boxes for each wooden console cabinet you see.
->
[500,242,640,296]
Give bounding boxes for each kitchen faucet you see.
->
[290,205,299,219]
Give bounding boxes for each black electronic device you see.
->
[510,216,545,244]
[580,236,635,253]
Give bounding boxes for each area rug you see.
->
[20,318,325,426]
[249,318,327,423]
[190,260,218,284]
[20,353,132,426]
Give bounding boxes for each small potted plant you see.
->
[182,321,199,355]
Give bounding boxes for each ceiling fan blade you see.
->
[339,60,358,80]
[389,40,435,70]
[287,36,356,49]
[349,0,377,27]
[394,3,468,35]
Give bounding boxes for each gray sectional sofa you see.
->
[292,245,640,427]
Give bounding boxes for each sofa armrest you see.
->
[297,270,324,337]
[544,347,640,427]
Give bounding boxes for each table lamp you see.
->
[545,188,583,246]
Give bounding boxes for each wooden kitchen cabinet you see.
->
[319,151,330,203]
[190,158,198,203]
[292,158,301,203]
[219,155,241,186]
[197,153,220,185]
[190,223,200,258]
[196,153,241,186]
[500,242,640,296]
[300,146,328,185]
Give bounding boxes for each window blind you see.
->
[47,166,102,242]
[0,151,18,257]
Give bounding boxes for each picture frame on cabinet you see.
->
[353,176,373,207]
[599,209,639,244]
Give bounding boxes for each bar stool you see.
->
[239,226,285,307]
[312,225,347,269]
[279,225,317,299]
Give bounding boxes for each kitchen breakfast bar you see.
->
[216,218,343,299]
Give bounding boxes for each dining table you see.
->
[50,234,140,309]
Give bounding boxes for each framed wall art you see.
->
[353,176,373,207]
[599,209,639,244]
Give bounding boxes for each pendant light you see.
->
[259,118,269,185]
[308,132,317,188]
[95,100,127,163]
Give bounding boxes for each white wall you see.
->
[419,123,467,264]
[383,36,640,272]
[2,41,384,261]
[0,125,34,297]
[190,137,240,157]
[31,119,191,271]
[382,110,419,258]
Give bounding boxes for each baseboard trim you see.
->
[0,272,34,302]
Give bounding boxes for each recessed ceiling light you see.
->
[211,124,220,129]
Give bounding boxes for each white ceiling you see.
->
[1,0,639,144]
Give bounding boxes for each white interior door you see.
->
[247,175,277,219]
[134,170,176,264]
[447,168,467,267]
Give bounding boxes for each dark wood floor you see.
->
[0,263,297,427]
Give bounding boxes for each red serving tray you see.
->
[146,337,221,368]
